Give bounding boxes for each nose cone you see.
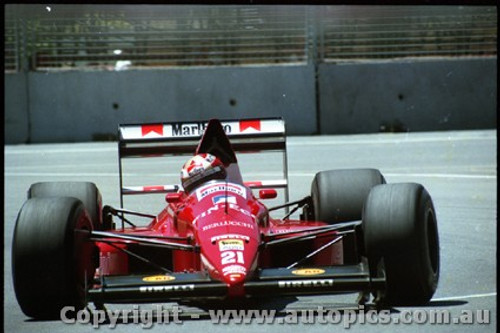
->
[217,237,256,284]
[194,204,260,296]
[199,234,258,297]
[221,262,249,297]
[225,274,246,297]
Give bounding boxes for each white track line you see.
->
[4,147,116,155]
[5,131,495,154]
[4,172,496,180]
[288,172,496,180]
[385,173,496,180]
[288,134,496,146]
[432,292,496,302]
[4,172,119,177]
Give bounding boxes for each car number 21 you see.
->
[221,251,245,265]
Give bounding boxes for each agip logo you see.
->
[142,275,176,282]
[291,268,326,276]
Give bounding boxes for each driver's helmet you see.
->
[180,153,226,193]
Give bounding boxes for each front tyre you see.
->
[363,183,440,306]
[12,197,96,319]
[311,169,385,224]
[28,182,103,229]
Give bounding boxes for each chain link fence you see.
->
[4,5,497,72]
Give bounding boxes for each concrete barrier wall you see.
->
[318,57,497,134]
[4,72,29,143]
[4,58,497,144]
[5,65,316,143]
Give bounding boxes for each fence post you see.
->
[306,7,321,134]
[19,17,32,143]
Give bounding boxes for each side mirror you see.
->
[259,189,277,200]
[165,192,183,203]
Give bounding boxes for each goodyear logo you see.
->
[142,275,176,282]
[291,268,325,276]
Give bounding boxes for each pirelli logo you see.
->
[139,284,195,293]
[278,279,334,289]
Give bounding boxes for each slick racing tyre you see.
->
[12,197,96,319]
[28,181,103,230]
[311,169,385,224]
[363,183,440,306]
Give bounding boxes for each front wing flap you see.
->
[88,260,385,304]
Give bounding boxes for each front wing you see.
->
[88,260,385,304]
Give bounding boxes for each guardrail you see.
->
[4,5,497,72]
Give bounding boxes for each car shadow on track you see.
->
[419,300,468,307]
[23,299,468,325]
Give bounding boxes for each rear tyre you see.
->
[363,183,440,306]
[28,182,103,229]
[311,169,385,224]
[12,197,96,319]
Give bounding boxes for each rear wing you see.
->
[118,118,288,208]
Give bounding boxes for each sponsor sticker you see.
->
[211,234,250,243]
[141,124,164,137]
[142,275,176,282]
[120,119,284,140]
[213,195,237,205]
[278,279,334,288]
[171,122,232,137]
[239,120,261,132]
[139,284,195,293]
[193,203,255,226]
[228,274,243,281]
[202,220,254,232]
[291,268,326,276]
[196,183,247,201]
[219,239,244,251]
[222,265,247,276]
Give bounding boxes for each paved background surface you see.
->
[4,130,496,332]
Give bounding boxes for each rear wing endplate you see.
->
[118,118,288,208]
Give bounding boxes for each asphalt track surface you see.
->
[4,130,496,332]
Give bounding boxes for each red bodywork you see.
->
[86,118,379,306]
[97,185,341,296]
[93,119,343,299]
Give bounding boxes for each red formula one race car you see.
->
[12,118,440,319]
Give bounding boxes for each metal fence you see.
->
[319,6,497,61]
[4,5,497,72]
[4,17,21,72]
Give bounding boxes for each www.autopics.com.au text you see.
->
[60,305,491,328]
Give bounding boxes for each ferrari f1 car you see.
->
[12,118,440,319]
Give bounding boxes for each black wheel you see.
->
[311,169,385,224]
[28,182,103,229]
[12,197,96,319]
[363,183,440,306]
